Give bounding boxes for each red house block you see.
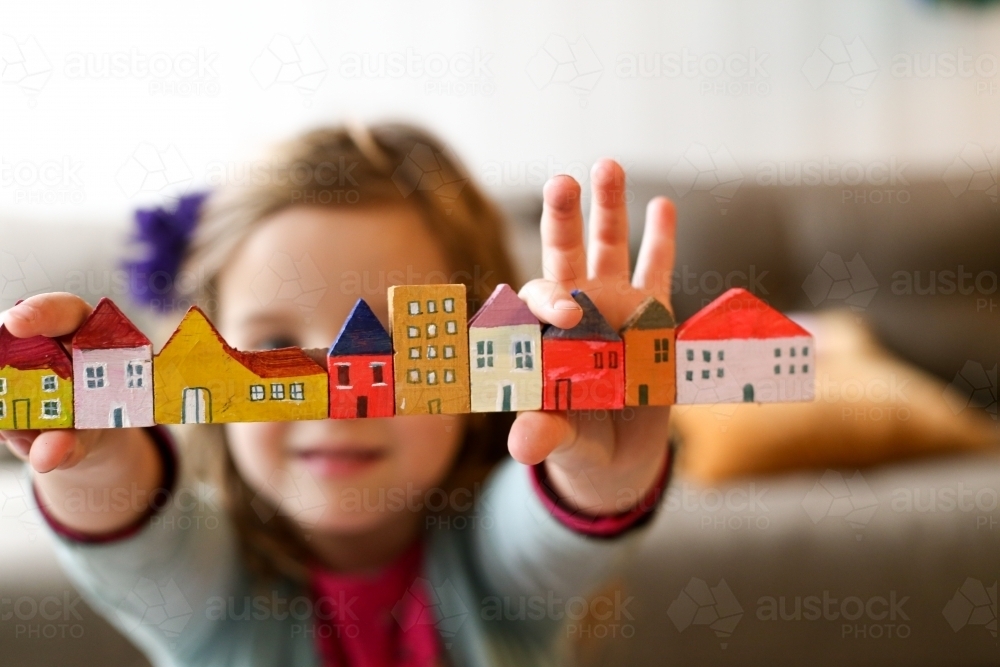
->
[542,290,624,410]
[327,299,394,419]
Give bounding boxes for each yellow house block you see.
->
[0,367,74,430]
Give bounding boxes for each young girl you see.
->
[1,123,677,666]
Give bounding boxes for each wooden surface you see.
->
[621,296,676,407]
[328,299,395,418]
[0,324,74,430]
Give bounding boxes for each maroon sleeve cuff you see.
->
[529,441,674,539]
[33,426,179,545]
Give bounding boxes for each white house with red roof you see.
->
[675,288,814,404]
[468,284,542,412]
[72,298,154,428]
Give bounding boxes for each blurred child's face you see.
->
[216,204,466,535]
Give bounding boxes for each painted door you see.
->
[182,388,210,424]
[112,407,124,428]
[555,379,572,410]
[743,384,754,402]
[427,398,442,414]
[501,384,512,412]
[13,399,29,429]
[638,384,649,406]
[356,396,368,418]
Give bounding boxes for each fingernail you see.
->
[553,299,581,310]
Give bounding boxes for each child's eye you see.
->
[256,336,298,350]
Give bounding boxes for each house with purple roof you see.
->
[468,284,542,412]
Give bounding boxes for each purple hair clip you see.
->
[123,192,209,312]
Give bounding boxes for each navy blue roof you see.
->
[542,290,620,341]
[328,299,392,356]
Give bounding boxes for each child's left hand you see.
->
[511,159,675,516]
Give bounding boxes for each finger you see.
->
[507,411,576,466]
[586,159,631,284]
[540,175,588,289]
[28,430,96,473]
[1,429,40,461]
[2,292,93,339]
[632,196,677,304]
[518,279,583,330]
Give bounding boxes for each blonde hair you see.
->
[176,122,518,585]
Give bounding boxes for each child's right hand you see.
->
[1,293,163,534]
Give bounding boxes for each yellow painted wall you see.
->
[154,310,328,424]
[0,367,74,430]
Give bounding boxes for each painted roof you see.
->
[328,299,392,356]
[542,290,621,342]
[620,296,675,332]
[677,288,810,340]
[468,284,539,328]
[162,306,326,378]
[72,298,151,350]
[0,324,73,379]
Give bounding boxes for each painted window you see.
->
[718,350,724,361]
[803,364,809,373]
[337,364,350,387]
[407,326,419,339]
[290,383,305,400]
[427,300,437,313]
[408,301,420,315]
[686,349,694,361]
[126,361,145,388]
[85,364,106,389]
[427,370,438,385]
[685,370,693,381]
[0,400,5,418]
[773,365,780,374]
[654,338,669,363]
[250,385,265,401]
[701,369,709,379]
[513,339,533,369]
[42,375,58,392]
[717,368,724,378]
[445,320,457,335]
[609,351,619,368]
[409,347,421,359]
[774,348,781,357]
[271,383,285,400]
[427,323,438,338]
[0,377,7,395]
[407,369,420,384]
[443,345,455,359]
[444,369,455,383]
[476,340,494,368]
[702,350,711,362]
[427,345,438,359]
[371,363,385,385]
[790,347,796,357]
[594,352,603,369]
[42,399,60,418]
[443,298,455,313]
[789,365,795,374]
[803,346,809,356]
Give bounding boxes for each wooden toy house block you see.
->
[0,323,74,430]
[542,290,624,411]
[675,287,815,404]
[327,299,394,419]
[388,284,470,415]
[72,298,154,429]
[154,306,329,424]
[468,283,542,412]
[621,296,676,407]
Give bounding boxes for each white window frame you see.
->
[370,362,387,386]
[426,370,438,385]
[426,323,438,338]
[445,320,457,335]
[443,345,455,359]
[85,363,107,390]
[126,360,146,389]
[426,300,437,313]
[41,399,61,419]
[407,369,420,384]
[427,345,437,359]
[0,400,5,418]
[290,383,305,401]
[512,338,533,370]
[250,384,265,401]
[0,377,6,395]
[271,383,285,400]
[408,301,421,315]
[475,340,494,369]
[409,347,421,359]
[334,363,352,389]
[42,375,58,392]
[443,298,455,313]
[407,326,419,339]
[444,369,455,383]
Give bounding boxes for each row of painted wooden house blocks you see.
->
[0,284,814,430]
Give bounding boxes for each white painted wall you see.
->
[2,0,997,223]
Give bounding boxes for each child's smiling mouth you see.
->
[292,445,389,479]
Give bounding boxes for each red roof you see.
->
[0,325,73,379]
[72,298,151,350]
[677,288,810,340]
